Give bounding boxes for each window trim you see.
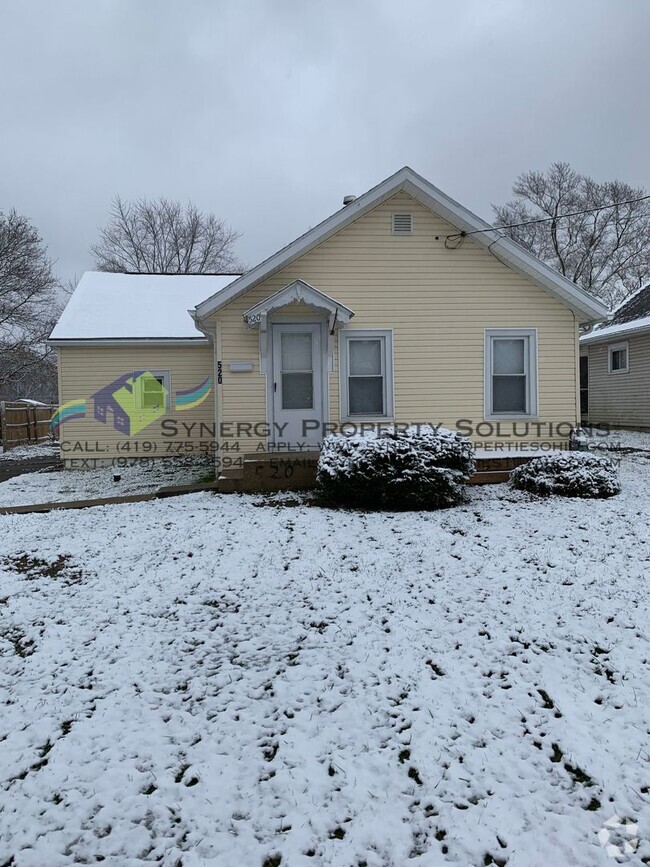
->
[339,329,394,420]
[134,369,171,412]
[607,341,629,374]
[484,329,538,420]
[391,212,414,235]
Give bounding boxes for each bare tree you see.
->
[494,162,650,308]
[91,196,242,274]
[0,350,57,403]
[0,210,60,398]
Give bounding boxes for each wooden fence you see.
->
[0,402,58,451]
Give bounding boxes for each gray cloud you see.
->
[1,0,649,285]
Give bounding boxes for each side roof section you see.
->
[49,271,241,342]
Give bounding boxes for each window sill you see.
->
[340,416,395,424]
[484,414,540,422]
[608,369,629,375]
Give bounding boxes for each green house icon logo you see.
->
[112,371,169,435]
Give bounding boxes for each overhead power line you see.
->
[444,193,650,249]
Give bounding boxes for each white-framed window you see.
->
[484,329,538,419]
[339,329,394,419]
[134,369,171,411]
[608,341,629,374]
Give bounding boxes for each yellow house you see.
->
[50,167,607,476]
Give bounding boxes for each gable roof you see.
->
[193,166,608,324]
[581,284,650,344]
[49,271,241,342]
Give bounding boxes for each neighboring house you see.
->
[580,284,650,427]
[49,167,607,472]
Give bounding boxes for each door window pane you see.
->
[349,377,384,414]
[281,332,312,371]
[492,376,526,413]
[282,372,313,409]
[493,338,525,375]
[349,339,382,375]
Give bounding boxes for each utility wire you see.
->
[444,193,650,249]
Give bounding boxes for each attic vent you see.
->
[392,213,413,235]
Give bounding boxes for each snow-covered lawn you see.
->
[1,456,649,866]
[0,456,214,507]
[0,442,60,461]
[583,426,650,452]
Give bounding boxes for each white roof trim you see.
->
[243,279,355,329]
[48,337,210,347]
[194,166,608,323]
[580,315,650,345]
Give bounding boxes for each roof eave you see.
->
[400,176,609,322]
[47,336,209,347]
[194,168,416,319]
[193,166,609,323]
[580,320,650,345]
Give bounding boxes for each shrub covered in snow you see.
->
[510,452,621,498]
[316,425,475,509]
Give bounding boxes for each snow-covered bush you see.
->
[316,426,475,509]
[510,452,620,498]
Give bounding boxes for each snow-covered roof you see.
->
[194,166,609,324]
[581,314,650,344]
[581,284,650,344]
[49,272,240,342]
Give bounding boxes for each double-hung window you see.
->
[608,342,629,374]
[134,369,171,412]
[484,329,538,418]
[340,330,394,418]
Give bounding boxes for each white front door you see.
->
[271,323,324,449]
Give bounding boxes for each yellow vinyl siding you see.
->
[209,191,578,455]
[57,344,214,467]
[584,334,650,426]
[209,192,578,454]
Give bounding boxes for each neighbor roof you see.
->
[49,272,240,342]
[580,284,650,345]
[193,166,608,324]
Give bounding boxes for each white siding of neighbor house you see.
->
[206,191,580,456]
[56,344,215,467]
[584,333,650,427]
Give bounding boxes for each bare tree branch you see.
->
[493,162,650,308]
[90,196,243,274]
[0,209,60,398]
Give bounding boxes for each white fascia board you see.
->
[193,166,608,323]
[47,337,210,347]
[193,174,404,319]
[580,317,650,345]
[401,177,609,323]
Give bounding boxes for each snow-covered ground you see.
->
[0,442,60,460]
[583,426,650,452]
[1,456,649,866]
[0,456,214,507]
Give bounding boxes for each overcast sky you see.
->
[1,0,649,285]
